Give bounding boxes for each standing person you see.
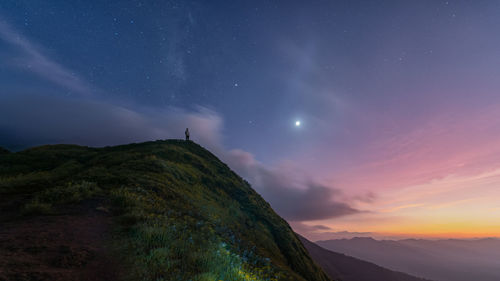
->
[185,128,190,141]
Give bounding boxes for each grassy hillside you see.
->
[0,140,331,281]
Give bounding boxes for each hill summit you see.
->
[0,140,330,281]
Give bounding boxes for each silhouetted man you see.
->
[185,128,190,141]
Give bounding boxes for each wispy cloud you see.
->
[0,95,221,149]
[0,18,94,95]
[381,203,425,213]
[426,198,481,210]
[289,221,376,241]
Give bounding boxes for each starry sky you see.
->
[2,0,500,240]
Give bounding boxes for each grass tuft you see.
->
[22,181,101,215]
[22,200,53,215]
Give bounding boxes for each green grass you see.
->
[36,181,101,204]
[110,186,281,280]
[20,181,101,215]
[0,140,331,281]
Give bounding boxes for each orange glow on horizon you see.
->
[297,166,500,240]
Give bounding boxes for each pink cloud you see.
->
[333,104,500,193]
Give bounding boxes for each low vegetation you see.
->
[0,141,331,281]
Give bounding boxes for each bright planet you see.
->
[295,121,301,127]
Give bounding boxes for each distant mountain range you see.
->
[299,235,431,281]
[317,237,500,281]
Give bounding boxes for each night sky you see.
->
[2,0,500,240]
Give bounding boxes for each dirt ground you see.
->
[0,197,119,281]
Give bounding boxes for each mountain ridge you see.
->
[317,237,500,281]
[299,235,432,281]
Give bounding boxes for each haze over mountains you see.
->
[299,235,431,281]
[317,237,500,281]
